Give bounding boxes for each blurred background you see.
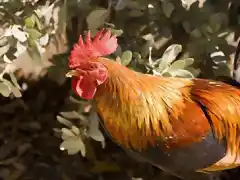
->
[0,0,239,179]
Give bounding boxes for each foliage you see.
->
[55,99,105,156]
[0,0,240,178]
[51,0,239,156]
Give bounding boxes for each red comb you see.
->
[69,29,118,69]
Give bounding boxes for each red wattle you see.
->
[72,77,97,100]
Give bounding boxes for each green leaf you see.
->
[162,1,175,18]
[104,22,115,28]
[88,121,105,142]
[9,72,21,89]
[133,52,141,59]
[141,40,154,59]
[71,126,80,136]
[0,82,11,97]
[39,34,49,46]
[168,58,194,72]
[158,44,182,72]
[14,41,27,57]
[187,67,201,77]
[88,112,105,147]
[11,86,22,98]
[169,69,194,78]
[1,79,22,98]
[11,25,28,42]
[3,55,12,64]
[33,14,42,30]
[120,50,132,66]
[57,115,74,128]
[110,29,123,37]
[161,72,172,77]
[60,137,86,156]
[27,45,42,64]
[25,16,35,28]
[86,8,109,32]
[26,28,42,40]
[53,128,62,133]
[61,128,75,139]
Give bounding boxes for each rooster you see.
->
[66,29,240,180]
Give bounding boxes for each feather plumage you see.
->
[67,29,240,177]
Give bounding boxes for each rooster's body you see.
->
[66,29,240,179]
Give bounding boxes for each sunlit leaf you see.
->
[9,72,21,89]
[168,58,194,72]
[0,82,11,97]
[3,55,12,64]
[32,13,42,30]
[60,137,86,156]
[116,56,121,64]
[39,33,49,46]
[1,78,22,98]
[14,41,27,57]
[26,28,42,40]
[158,44,182,72]
[35,41,45,54]
[25,16,35,28]
[89,127,105,143]
[11,25,28,42]
[120,50,132,66]
[111,29,123,37]
[57,115,74,128]
[88,112,105,146]
[169,69,194,78]
[27,44,42,63]
[53,128,62,133]
[61,128,75,139]
[4,28,12,37]
[71,126,80,136]
[161,71,172,77]
[10,86,22,98]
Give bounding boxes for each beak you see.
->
[65,70,79,78]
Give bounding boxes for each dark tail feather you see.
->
[217,40,240,88]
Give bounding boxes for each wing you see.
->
[191,78,240,172]
[128,78,240,174]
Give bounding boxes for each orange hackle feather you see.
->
[68,29,240,172]
[95,59,209,150]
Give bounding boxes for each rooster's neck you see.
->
[94,58,191,150]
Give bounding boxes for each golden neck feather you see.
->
[95,58,192,150]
